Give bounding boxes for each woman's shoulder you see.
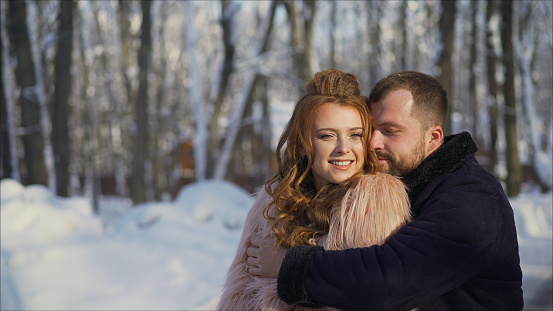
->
[248,186,273,215]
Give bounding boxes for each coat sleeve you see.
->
[278,173,509,311]
[217,188,273,310]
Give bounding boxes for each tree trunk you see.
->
[436,0,456,136]
[91,1,126,197]
[213,0,278,181]
[118,0,133,107]
[303,1,316,81]
[206,0,237,179]
[468,0,480,144]
[7,0,48,186]
[76,4,99,213]
[500,0,522,197]
[151,1,169,201]
[283,0,316,84]
[52,0,74,197]
[131,0,152,204]
[329,1,337,69]
[1,0,19,181]
[400,0,408,71]
[367,1,382,87]
[185,1,208,182]
[516,1,549,192]
[0,74,11,179]
[485,0,499,174]
[226,1,279,183]
[115,0,133,197]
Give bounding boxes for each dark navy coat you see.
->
[277,132,524,310]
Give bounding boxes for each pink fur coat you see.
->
[217,173,411,310]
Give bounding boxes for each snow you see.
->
[1,178,551,310]
[0,178,253,310]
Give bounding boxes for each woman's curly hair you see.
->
[264,69,379,248]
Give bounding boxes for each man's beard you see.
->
[376,139,426,178]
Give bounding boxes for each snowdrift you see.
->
[0,178,550,310]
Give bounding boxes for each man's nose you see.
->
[369,131,384,150]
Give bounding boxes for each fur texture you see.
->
[217,173,411,310]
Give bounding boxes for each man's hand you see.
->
[246,235,288,278]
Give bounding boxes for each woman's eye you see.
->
[319,134,334,140]
[351,133,363,139]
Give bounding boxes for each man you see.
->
[247,71,524,310]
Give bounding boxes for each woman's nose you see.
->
[336,139,351,154]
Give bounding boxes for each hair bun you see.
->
[305,68,361,98]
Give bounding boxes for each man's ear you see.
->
[426,126,443,156]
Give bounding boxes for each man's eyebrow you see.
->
[376,122,405,129]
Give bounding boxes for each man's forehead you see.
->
[370,93,420,127]
[372,91,413,113]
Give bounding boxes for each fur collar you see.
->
[404,131,478,207]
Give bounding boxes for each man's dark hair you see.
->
[368,71,448,130]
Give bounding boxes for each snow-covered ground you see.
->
[1,178,551,310]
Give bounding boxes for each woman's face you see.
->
[310,102,365,191]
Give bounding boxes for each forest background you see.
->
[1,0,552,209]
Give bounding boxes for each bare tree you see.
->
[7,0,48,186]
[500,0,522,196]
[115,0,134,197]
[329,1,337,69]
[76,2,100,213]
[468,1,480,143]
[1,0,20,181]
[206,0,237,179]
[52,0,74,197]
[130,0,152,204]
[516,1,550,192]
[151,1,169,200]
[225,1,281,185]
[118,0,134,107]
[213,0,278,181]
[185,1,210,182]
[283,0,316,84]
[366,1,382,87]
[485,0,500,173]
[7,0,551,198]
[0,75,12,179]
[399,0,408,71]
[436,0,457,136]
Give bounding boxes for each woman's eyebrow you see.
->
[315,127,364,132]
[315,128,337,132]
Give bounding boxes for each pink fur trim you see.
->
[323,172,412,250]
[218,173,411,310]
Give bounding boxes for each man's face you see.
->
[369,89,429,178]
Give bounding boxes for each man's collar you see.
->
[404,131,478,196]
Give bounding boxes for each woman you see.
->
[218,69,411,310]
